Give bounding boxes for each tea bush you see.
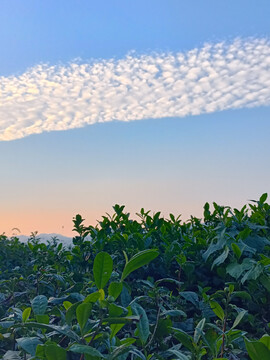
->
[0,194,270,359]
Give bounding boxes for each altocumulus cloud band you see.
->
[0,37,270,141]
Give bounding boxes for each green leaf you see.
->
[131,302,150,344]
[245,339,270,360]
[109,303,124,317]
[232,310,247,329]
[69,344,104,358]
[22,307,31,322]
[45,344,67,360]
[226,258,253,280]
[172,327,194,351]
[260,335,270,351]
[16,337,42,356]
[194,318,205,344]
[121,249,159,281]
[211,246,229,270]
[179,291,199,306]
[231,291,251,300]
[108,281,123,300]
[241,264,263,284]
[31,295,48,315]
[209,300,224,321]
[231,243,242,259]
[76,303,92,331]
[93,252,113,289]
[63,301,72,310]
[161,310,186,318]
[35,344,46,359]
[109,344,133,359]
[66,301,82,325]
[260,193,268,203]
[84,291,101,303]
[36,314,50,324]
[110,322,125,339]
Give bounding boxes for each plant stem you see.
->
[145,305,161,349]
[220,293,230,358]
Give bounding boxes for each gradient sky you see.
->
[1,0,270,237]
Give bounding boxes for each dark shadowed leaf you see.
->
[31,295,48,315]
[16,337,42,356]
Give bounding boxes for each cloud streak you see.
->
[0,38,270,141]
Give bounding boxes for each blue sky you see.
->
[0,1,270,236]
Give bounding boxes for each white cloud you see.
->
[0,38,270,141]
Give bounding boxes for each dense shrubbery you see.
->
[0,194,270,359]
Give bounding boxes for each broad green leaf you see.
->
[260,335,270,350]
[231,291,251,300]
[194,318,205,344]
[31,295,48,315]
[131,302,150,344]
[172,327,194,351]
[35,314,50,324]
[244,235,270,253]
[211,246,229,270]
[110,322,125,339]
[109,303,124,317]
[63,301,72,310]
[179,291,199,306]
[76,303,92,331]
[226,259,253,280]
[109,344,133,359]
[84,291,101,303]
[108,281,123,300]
[93,252,113,289]
[202,231,227,261]
[110,305,130,339]
[69,344,104,358]
[35,344,46,359]
[232,310,247,329]
[16,337,42,356]
[45,344,67,360]
[245,339,270,360]
[209,301,224,321]
[121,249,159,281]
[22,307,31,322]
[241,264,263,284]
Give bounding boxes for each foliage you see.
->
[0,194,270,359]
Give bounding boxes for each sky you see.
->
[0,0,270,237]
